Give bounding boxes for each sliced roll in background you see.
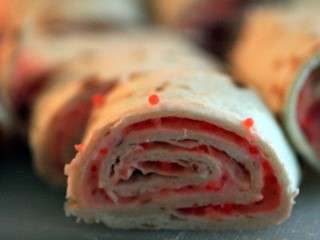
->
[230,2,320,170]
[65,67,300,229]
[0,102,12,144]
[0,0,147,131]
[29,32,214,186]
[28,0,146,35]
[150,0,280,59]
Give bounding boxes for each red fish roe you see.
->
[84,117,280,215]
[242,118,254,129]
[99,148,109,155]
[74,144,84,152]
[249,146,259,154]
[205,181,222,191]
[148,94,160,106]
[91,94,105,108]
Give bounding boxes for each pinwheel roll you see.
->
[65,69,299,230]
[1,33,100,129]
[0,0,145,127]
[151,0,276,58]
[230,4,320,170]
[30,0,146,35]
[30,32,213,186]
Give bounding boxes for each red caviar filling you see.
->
[91,94,105,108]
[148,94,160,106]
[297,68,320,158]
[242,117,254,129]
[84,117,281,216]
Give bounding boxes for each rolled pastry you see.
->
[30,32,213,186]
[151,0,274,58]
[65,69,300,229]
[1,31,137,126]
[1,32,105,128]
[29,0,146,34]
[230,3,320,170]
[0,0,145,127]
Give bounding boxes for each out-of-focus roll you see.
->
[151,0,276,58]
[230,3,320,170]
[0,32,131,127]
[1,32,110,128]
[65,68,299,229]
[0,0,146,129]
[30,32,214,186]
[30,0,146,35]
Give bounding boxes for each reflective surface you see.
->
[0,143,318,240]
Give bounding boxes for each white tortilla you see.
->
[65,69,300,230]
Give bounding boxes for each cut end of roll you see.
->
[286,55,320,170]
[65,70,299,230]
[65,115,295,229]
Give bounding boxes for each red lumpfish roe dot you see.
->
[74,144,84,152]
[148,94,160,106]
[242,118,254,129]
[91,94,105,108]
[99,148,108,155]
[249,146,259,154]
[205,181,218,191]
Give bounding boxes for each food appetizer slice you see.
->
[1,31,140,128]
[230,3,320,170]
[0,0,145,128]
[30,32,213,186]
[30,0,145,34]
[65,69,299,229]
[1,32,110,129]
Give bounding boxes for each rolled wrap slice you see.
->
[1,31,112,127]
[0,0,145,128]
[30,0,146,35]
[65,69,300,229]
[230,4,320,170]
[30,32,214,186]
[2,30,154,128]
